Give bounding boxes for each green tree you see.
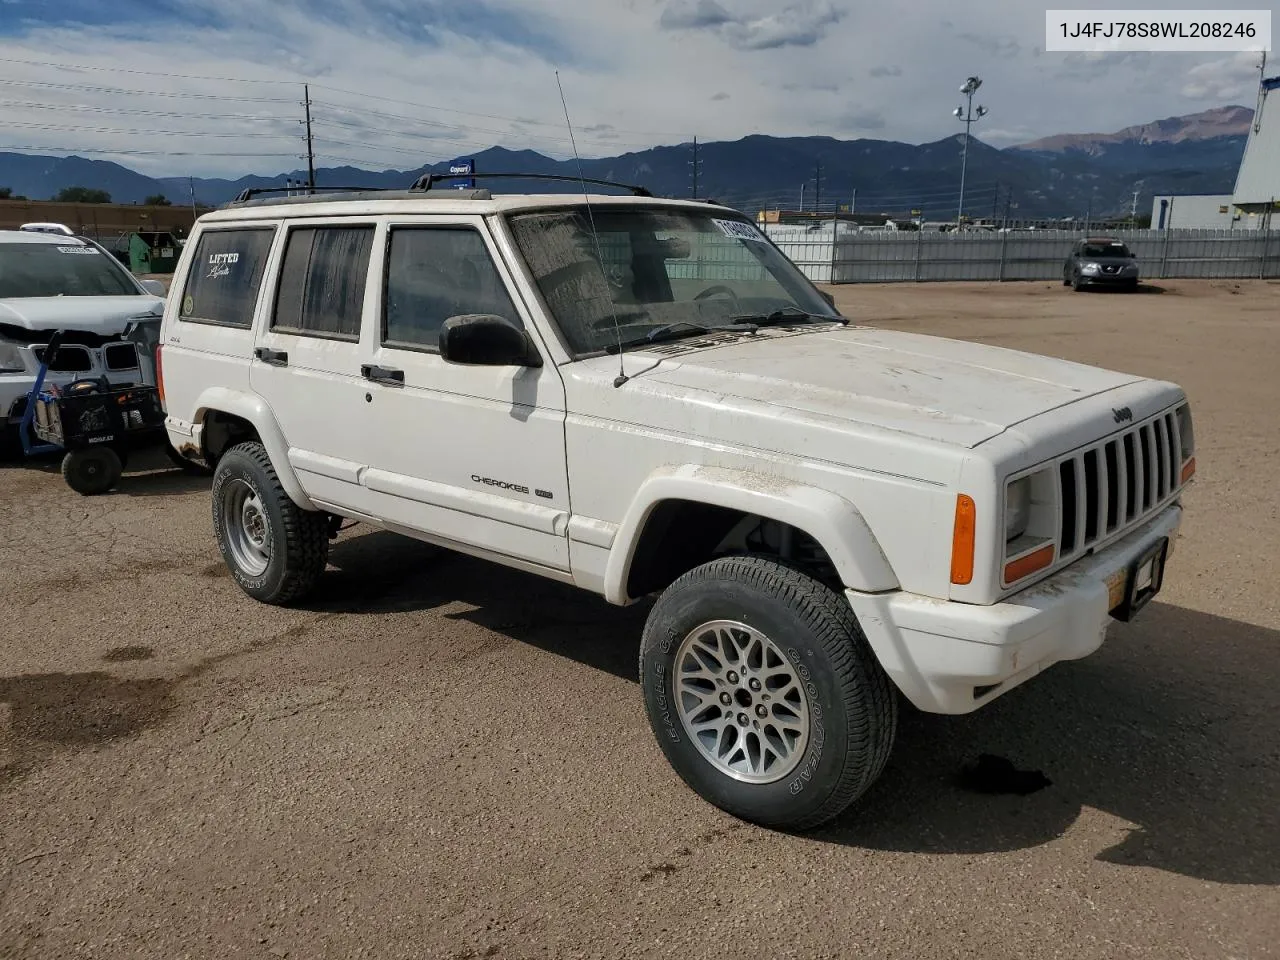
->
[53,187,112,203]
[0,187,11,199]
[144,194,173,206]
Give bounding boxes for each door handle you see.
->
[254,347,288,366]
[361,364,404,386]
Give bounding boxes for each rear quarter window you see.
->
[177,227,276,328]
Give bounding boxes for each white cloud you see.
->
[0,0,1272,180]
[1181,52,1264,101]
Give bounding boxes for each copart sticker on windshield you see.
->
[712,219,767,242]
[56,246,99,255]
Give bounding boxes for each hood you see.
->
[0,295,165,339]
[623,325,1143,448]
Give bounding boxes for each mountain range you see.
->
[0,105,1254,220]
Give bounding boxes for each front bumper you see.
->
[846,503,1182,714]
[1080,270,1139,286]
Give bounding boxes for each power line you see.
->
[0,98,295,124]
[0,77,297,102]
[0,144,300,157]
[0,120,301,139]
[0,55,298,85]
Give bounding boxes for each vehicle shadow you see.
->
[316,530,649,681]
[317,531,1277,886]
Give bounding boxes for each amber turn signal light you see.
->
[1004,544,1055,584]
[1181,457,1196,484]
[951,494,976,585]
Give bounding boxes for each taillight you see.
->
[155,343,165,407]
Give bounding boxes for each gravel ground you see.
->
[1,279,1277,960]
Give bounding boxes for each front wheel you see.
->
[639,556,898,830]
[211,441,329,604]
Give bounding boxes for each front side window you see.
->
[178,227,275,328]
[505,206,841,356]
[0,241,139,299]
[272,225,375,340]
[383,227,521,351]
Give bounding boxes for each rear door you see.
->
[249,220,379,513]
[354,216,571,573]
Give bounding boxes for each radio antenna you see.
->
[556,70,630,387]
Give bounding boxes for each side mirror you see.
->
[819,290,836,309]
[139,279,167,297]
[439,314,542,368]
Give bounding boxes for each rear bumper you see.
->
[846,503,1182,714]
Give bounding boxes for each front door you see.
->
[249,220,379,513]
[355,217,571,573]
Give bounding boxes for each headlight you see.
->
[1177,405,1194,460]
[0,341,27,374]
[1006,477,1031,542]
[1080,262,1100,275]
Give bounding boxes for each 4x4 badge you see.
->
[1113,407,1133,423]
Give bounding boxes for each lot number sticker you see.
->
[55,246,100,255]
[713,219,767,242]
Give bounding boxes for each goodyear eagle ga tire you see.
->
[639,555,897,830]
[211,440,329,605]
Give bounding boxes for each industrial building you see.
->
[1151,71,1279,231]
[1232,75,1280,227]
[1149,194,1253,230]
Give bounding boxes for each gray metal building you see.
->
[1149,194,1248,231]
[1232,75,1280,225]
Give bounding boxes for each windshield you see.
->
[506,206,841,355]
[1082,242,1131,258]
[0,242,139,298]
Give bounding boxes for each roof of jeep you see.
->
[199,192,743,224]
[0,229,92,245]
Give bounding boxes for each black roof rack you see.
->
[409,171,652,196]
[229,185,392,204]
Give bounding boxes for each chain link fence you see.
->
[762,225,1280,285]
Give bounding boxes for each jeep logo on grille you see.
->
[1113,407,1133,423]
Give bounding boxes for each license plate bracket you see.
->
[1111,537,1169,622]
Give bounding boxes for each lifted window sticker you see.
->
[56,246,99,255]
[712,219,767,242]
[205,251,240,280]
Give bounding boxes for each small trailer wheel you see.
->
[61,446,123,495]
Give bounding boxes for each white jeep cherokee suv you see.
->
[159,183,1195,829]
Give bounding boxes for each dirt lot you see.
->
[2,279,1277,959]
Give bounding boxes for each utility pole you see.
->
[303,83,316,193]
[689,136,701,199]
[188,177,197,221]
[799,182,806,212]
[1130,188,1141,227]
[813,161,823,214]
[850,189,856,214]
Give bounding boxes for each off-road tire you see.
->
[211,441,329,605]
[61,446,122,495]
[639,555,898,831]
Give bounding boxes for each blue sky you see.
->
[0,0,1273,177]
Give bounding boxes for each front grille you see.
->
[1056,409,1183,560]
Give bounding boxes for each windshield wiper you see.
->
[728,306,848,327]
[604,319,758,354]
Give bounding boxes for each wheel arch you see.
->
[605,464,899,605]
[191,386,315,510]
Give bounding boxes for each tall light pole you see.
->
[953,76,988,227]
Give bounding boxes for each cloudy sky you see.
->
[0,0,1273,178]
